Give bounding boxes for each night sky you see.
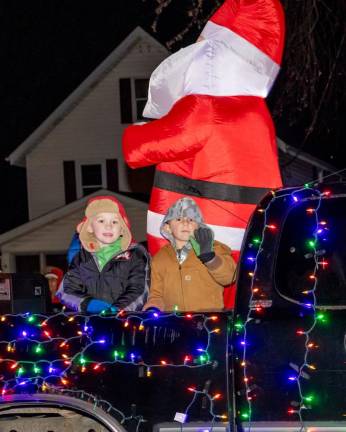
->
[1,0,345,234]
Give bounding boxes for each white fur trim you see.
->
[147,209,245,251]
[44,273,58,279]
[201,21,280,80]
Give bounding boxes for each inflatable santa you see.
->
[122,0,285,307]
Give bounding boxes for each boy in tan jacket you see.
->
[144,197,236,312]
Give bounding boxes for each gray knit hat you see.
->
[160,197,209,242]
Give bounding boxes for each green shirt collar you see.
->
[95,237,123,270]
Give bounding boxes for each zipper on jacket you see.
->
[178,264,186,311]
[91,254,102,298]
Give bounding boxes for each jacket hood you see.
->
[160,197,209,244]
[77,195,132,252]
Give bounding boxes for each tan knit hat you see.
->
[77,196,132,252]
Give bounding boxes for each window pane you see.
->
[81,165,102,186]
[275,197,346,306]
[136,100,148,120]
[82,186,102,197]
[134,79,149,99]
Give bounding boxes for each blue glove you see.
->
[86,299,111,314]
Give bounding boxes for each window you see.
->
[132,78,149,121]
[63,160,118,204]
[275,196,346,306]
[76,161,106,198]
[119,78,149,123]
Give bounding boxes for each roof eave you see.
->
[277,137,337,173]
[0,189,148,246]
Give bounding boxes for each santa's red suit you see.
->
[122,0,285,307]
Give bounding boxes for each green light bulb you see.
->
[316,312,328,324]
[307,239,316,249]
[234,321,244,331]
[35,345,43,354]
[199,355,207,364]
[304,393,316,404]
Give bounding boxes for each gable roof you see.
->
[6,27,168,167]
[0,189,148,246]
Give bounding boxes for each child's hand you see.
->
[190,227,215,263]
[86,299,111,314]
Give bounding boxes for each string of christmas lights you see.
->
[236,184,335,429]
[185,386,227,422]
[0,310,228,427]
[288,189,323,426]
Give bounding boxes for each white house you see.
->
[1,27,168,273]
[0,190,148,274]
[1,27,342,273]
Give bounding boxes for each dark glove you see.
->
[190,227,215,263]
[86,299,111,314]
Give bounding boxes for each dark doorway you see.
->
[46,254,68,273]
[15,255,40,273]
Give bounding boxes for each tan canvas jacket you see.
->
[144,241,236,311]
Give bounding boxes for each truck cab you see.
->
[0,183,345,431]
[234,182,346,431]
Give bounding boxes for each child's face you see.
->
[88,212,122,247]
[47,277,58,296]
[166,217,199,248]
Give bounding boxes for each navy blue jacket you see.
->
[58,243,149,312]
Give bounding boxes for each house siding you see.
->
[1,205,147,254]
[1,204,147,272]
[2,210,83,255]
[279,152,315,187]
[27,38,167,219]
